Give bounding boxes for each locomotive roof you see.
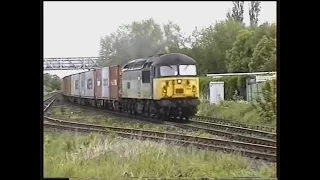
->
[122,53,197,68]
[151,53,197,66]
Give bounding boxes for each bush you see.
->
[44,86,52,93]
[252,79,276,125]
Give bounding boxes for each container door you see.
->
[110,65,120,99]
[95,69,102,99]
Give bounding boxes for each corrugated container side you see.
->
[80,72,86,97]
[71,74,81,97]
[109,65,121,99]
[70,74,75,96]
[84,70,95,98]
[68,76,72,96]
[95,67,110,99]
[95,68,102,99]
[102,67,110,98]
[63,76,71,96]
[74,73,80,96]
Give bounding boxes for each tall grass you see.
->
[196,100,274,125]
[44,132,276,179]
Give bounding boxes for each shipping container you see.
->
[95,67,110,99]
[71,73,80,97]
[109,65,121,99]
[63,75,71,96]
[80,72,86,97]
[84,70,95,98]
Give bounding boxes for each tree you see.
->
[249,22,275,46]
[225,29,256,72]
[44,73,52,88]
[187,20,245,74]
[51,75,62,90]
[249,1,261,26]
[99,18,184,67]
[249,35,276,72]
[226,1,245,23]
[43,73,62,91]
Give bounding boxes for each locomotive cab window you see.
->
[179,65,197,76]
[159,65,197,77]
[160,65,178,77]
[142,70,151,83]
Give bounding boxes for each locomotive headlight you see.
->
[177,79,182,84]
[163,86,167,93]
[192,85,196,92]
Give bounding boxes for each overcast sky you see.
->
[44,1,277,78]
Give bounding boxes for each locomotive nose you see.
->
[161,78,198,98]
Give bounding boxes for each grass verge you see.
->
[44,132,276,179]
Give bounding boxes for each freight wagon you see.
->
[65,66,121,108]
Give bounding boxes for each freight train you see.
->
[62,53,200,121]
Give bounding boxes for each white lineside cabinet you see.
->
[209,81,224,105]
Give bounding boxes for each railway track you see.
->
[173,123,276,147]
[43,92,60,112]
[43,92,58,102]
[54,101,276,147]
[187,120,276,141]
[43,115,276,162]
[192,116,276,133]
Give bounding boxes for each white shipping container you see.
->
[84,70,95,98]
[80,72,86,97]
[101,67,110,98]
[71,74,80,96]
[209,81,224,105]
